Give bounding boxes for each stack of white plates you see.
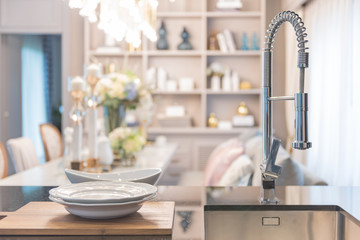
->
[49,181,157,219]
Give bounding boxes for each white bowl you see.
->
[49,194,156,219]
[65,168,162,185]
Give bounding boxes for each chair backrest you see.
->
[0,142,8,178]
[7,137,40,173]
[40,123,63,162]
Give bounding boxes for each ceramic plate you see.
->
[50,181,157,204]
[49,194,156,219]
[65,168,162,185]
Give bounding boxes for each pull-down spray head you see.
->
[293,52,312,150]
[293,92,312,149]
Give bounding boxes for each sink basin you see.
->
[205,205,360,240]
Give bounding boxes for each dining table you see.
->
[0,143,177,186]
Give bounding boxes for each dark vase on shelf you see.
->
[177,27,193,50]
[157,21,169,50]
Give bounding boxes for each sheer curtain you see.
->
[304,0,360,185]
[21,35,48,162]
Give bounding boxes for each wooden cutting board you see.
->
[0,201,175,237]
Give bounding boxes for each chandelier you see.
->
[68,0,158,48]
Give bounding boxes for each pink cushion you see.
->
[203,138,245,185]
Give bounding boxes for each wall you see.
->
[68,10,84,77]
[0,35,22,142]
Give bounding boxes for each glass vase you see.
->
[103,105,126,135]
[113,153,136,167]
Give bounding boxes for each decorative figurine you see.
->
[240,81,252,89]
[85,63,101,172]
[211,75,221,91]
[208,113,219,128]
[252,32,259,50]
[241,33,249,50]
[207,62,225,91]
[69,76,86,171]
[222,68,232,91]
[208,30,219,50]
[237,102,250,116]
[231,71,240,91]
[177,27,193,50]
[157,21,169,50]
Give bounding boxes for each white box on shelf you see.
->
[218,120,232,130]
[179,77,194,91]
[165,105,185,117]
[157,114,192,128]
[232,115,255,127]
[166,79,177,91]
[216,0,243,10]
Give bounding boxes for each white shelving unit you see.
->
[83,0,266,184]
[84,0,265,131]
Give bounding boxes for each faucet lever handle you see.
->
[264,138,282,179]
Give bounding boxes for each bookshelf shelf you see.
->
[157,12,203,18]
[147,50,202,57]
[148,126,258,135]
[89,50,143,57]
[206,50,261,56]
[206,89,261,95]
[206,11,262,18]
[153,90,203,95]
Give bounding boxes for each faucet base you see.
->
[260,179,279,205]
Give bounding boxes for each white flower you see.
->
[95,78,112,100]
[108,127,145,156]
[109,80,125,99]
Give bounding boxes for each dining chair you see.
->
[0,142,8,178]
[7,137,40,173]
[40,123,63,162]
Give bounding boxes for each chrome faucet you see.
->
[261,11,312,204]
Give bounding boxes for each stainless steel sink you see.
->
[205,205,360,240]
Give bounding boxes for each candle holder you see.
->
[85,64,101,172]
[68,76,86,171]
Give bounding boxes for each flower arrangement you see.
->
[206,62,225,78]
[108,127,146,163]
[95,71,150,109]
[94,71,154,133]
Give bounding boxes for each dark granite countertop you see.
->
[0,186,360,239]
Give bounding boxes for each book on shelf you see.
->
[215,30,237,52]
[223,29,236,52]
[216,33,228,52]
